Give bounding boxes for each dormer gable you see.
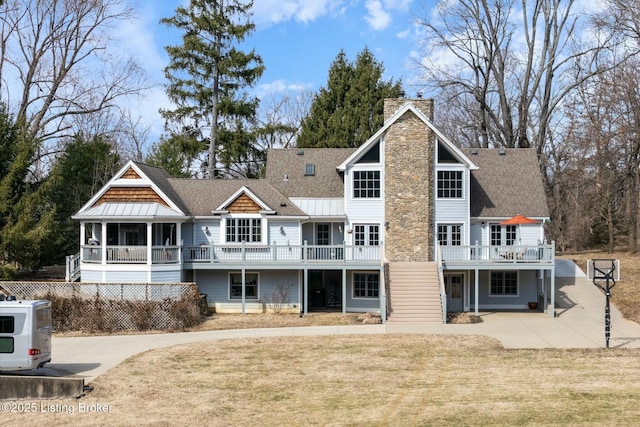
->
[214,186,276,215]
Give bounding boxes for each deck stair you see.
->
[386,262,442,323]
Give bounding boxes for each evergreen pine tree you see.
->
[160,0,264,177]
[297,48,402,148]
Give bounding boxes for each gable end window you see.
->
[437,170,463,199]
[353,170,380,198]
[226,218,261,243]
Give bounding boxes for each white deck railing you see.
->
[80,245,181,264]
[185,243,381,264]
[439,243,554,264]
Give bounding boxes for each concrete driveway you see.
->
[43,260,640,383]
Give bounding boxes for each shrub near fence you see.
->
[0,282,204,332]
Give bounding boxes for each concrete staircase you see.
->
[386,262,443,323]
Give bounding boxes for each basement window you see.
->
[353,272,379,299]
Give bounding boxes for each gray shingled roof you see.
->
[133,162,190,215]
[165,178,306,217]
[265,148,356,197]
[461,148,549,218]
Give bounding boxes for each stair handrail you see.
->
[65,252,81,282]
[436,244,447,323]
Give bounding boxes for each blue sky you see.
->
[120,1,431,139]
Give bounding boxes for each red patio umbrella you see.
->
[500,214,539,225]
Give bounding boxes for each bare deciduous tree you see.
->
[0,0,146,175]
[417,0,610,157]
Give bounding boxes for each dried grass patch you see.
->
[6,335,640,426]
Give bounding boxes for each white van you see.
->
[0,298,52,371]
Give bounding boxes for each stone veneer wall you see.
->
[383,98,435,262]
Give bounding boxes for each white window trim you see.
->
[489,223,518,246]
[351,168,382,200]
[437,223,463,246]
[221,215,265,245]
[436,169,465,200]
[352,271,380,300]
[353,224,380,246]
[488,270,519,297]
[228,271,260,300]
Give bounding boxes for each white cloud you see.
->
[365,0,392,30]
[382,0,413,12]
[396,28,411,39]
[256,79,314,97]
[251,0,348,27]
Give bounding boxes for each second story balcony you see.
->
[184,242,381,266]
[439,242,555,269]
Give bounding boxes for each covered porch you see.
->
[439,242,556,318]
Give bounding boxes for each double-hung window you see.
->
[354,224,380,246]
[226,218,261,243]
[490,271,518,296]
[229,272,259,299]
[437,170,463,199]
[353,170,380,198]
[353,273,379,298]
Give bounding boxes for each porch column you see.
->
[80,223,86,261]
[241,266,246,315]
[101,222,107,265]
[146,222,153,266]
[342,268,347,315]
[380,265,386,322]
[474,268,479,316]
[549,265,555,318]
[176,222,182,263]
[303,267,308,315]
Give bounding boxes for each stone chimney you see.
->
[383,97,435,262]
[384,98,434,123]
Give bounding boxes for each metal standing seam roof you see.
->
[73,202,183,219]
[462,148,550,218]
[289,198,345,217]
